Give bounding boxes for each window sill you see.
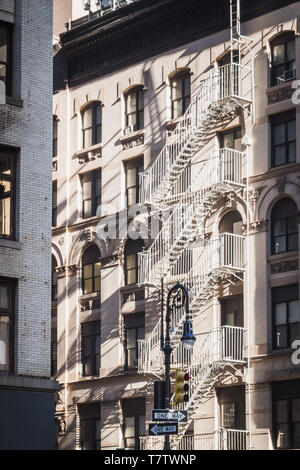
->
[73,143,102,163]
[120,128,145,143]
[5,96,23,108]
[268,251,298,263]
[79,291,100,302]
[0,238,21,250]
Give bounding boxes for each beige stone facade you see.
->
[53,0,300,450]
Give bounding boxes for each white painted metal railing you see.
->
[139,63,252,206]
[138,150,245,285]
[140,429,248,450]
[138,234,245,374]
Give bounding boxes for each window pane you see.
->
[0,285,9,309]
[126,254,136,270]
[127,168,137,188]
[172,79,183,100]
[127,112,137,128]
[0,28,7,63]
[83,179,92,199]
[84,264,93,280]
[0,180,11,236]
[184,76,191,97]
[137,326,145,340]
[288,120,296,141]
[0,316,10,371]
[293,423,300,449]
[288,142,296,163]
[222,403,236,428]
[83,108,92,128]
[83,129,92,148]
[274,235,286,254]
[287,40,295,62]
[94,262,101,277]
[138,415,146,436]
[289,301,300,323]
[172,99,182,119]
[293,398,300,422]
[83,200,92,219]
[288,233,298,251]
[95,125,102,144]
[94,276,101,292]
[127,93,137,114]
[274,124,285,145]
[276,400,288,423]
[275,325,288,348]
[273,44,285,65]
[138,91,144,111]
[288,216,298,234]
[274,218,286,237]
[138,110,144,129]
[96,106,102,125]
[289,323,300,345]
[84,279,93,294]
[127,328,136,349]
[127,269,137,285]
[275,303,287,325]
[276,423,289,449]
[274,145,286,166]
[124,417,135,438]
[128,348,137,368]
[223,132,234,149]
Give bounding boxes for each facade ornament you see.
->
[267,83,293,105]
[55,266,66,276]
[52,160,58,172]
[68,264,79,275]
[243,219,268,234]
[84,227,92,241]
[55,417,67,436]
[270,258,298,274]
[58,237,64,246]
[276,175,287,194]
[122,135,144,150]
[247,186,266,211]
[77,147,102,164]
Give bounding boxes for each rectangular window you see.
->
[0,279,15,374]
[51,327,57,377]
[53,118,58,158]
[0,149,16,239]
[171,74,191,119]
[81,321,101,377]
[272,285,300,350]
[122,398,145,450]
[0,23,12,97]
[125,157,143,207]
[271,111,296,167]
[124,312,145,369]
[81,170,101,219]
[79,403,101,450]
[219,127,242,151]
[52,180,57,227]
[273,380,300,449]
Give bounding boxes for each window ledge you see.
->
[0,238,21,250]
[73,143,102,163]
[266,80,294,94]
[78,292,100,302]
[5,96,23,108]
[268,251,298,263]
[120,128,145,143]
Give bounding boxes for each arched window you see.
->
[271,198,298,255]
[52,255,58,301]
[125,86,144,132]
[81,102,102,149]
[170,70,191,119]
[270,32,295,86]
[219,211,243,235]
[125,238,145,285]
[82,245,101,294]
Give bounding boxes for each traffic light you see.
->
[154,380,166,409]
[174,369,190,403]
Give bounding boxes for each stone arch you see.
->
[257,182,300,221]
[51,243,63,267]
[67,229,108,267]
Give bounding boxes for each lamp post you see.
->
[162,282,195,450]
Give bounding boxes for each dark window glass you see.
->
[271,33,296,86]
[81,170,101,219]
[272,285,300,350]
[52,256,58,301]
[51,328,57,377]
[124,313,145,369]
[125,88,144,132]
[271,198,298,255]
[81,321,101,377]
[125,157,143,207]
[123,398,145,450]
[79,403,101,450]
[82,245,101,294]
[171,72,191,119]
[82,102,102,149]
[53,117,58,158]
[52,181,57,227]
[0,280,15,374]
[0,24,12,96]
[273,382,300,449]
[219,127,242,151]
[271,111,296,167]
[0,149,16,239]
[124,239,144,286]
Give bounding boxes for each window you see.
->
[52,256,58,302]
[271,198,298,255]
[125,157,143,207]
[124,238,144,285]
[122,398,145,450]
[271,111,296,167]
[81,321,101,377]
[219,127,242,151]
[51,328,57,377]
[82,102,102,149]
[53,117,58,158]
[79,403,101,450]
[271,33,295,86]
[124,312,145,369]
[0,23,12,96]
[171,72,191,119]
[0,149,16,239]
[272,285,300,350]
[82,245,101,294]
[219,211,243,236]
[81,170,101,219]
[52,181,57,227]
[0,280,15,374]
[273,380,300,449]
[125,87,144,132]
[221,295,244,328]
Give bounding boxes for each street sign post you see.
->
[149,422,178,436]
[152,409,188,423]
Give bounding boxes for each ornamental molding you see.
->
[270,258,299,274]
[243,219,268,234]
[276,175,287,194]
[121,134,144,150]
[267,83,293,105]
[79,297,101,312]
[245,382,270,392]
[76,146,102,165]
[55,417,67,436]
[246,185,267,211]
[55,266,66,276]
[52,160,58,172]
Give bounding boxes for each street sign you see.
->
[152,409,188,423]
[149,422,178,436]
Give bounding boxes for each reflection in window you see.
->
[82,102,102,149]
[82,245,101,294]
[271,198,298,255]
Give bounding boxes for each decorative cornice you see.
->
[243,219,269,234]
[270,257,298,274]
[267,83,293,105]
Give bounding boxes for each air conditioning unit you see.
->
[124,124,136,135]
[277,68,296,84]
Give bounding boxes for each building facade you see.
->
[53,0,300,450]
[0,0,57,450]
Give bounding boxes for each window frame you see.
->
[82,246,101,295]
[124,313,145,370]
[270,198,298,255]
[0,22,13,97]
[0,148,16,240]
[271,32,296,87]
[125,86,144,132]
[272,285,300,351]
[81,321,101,377]
[80,169,102,220]
[0,278,15,375]
[124,239,145,286]
[53,116,58,158]
[122,398,146,450]
[125,157,143,208]
[271,111,296,168]
[272,381,300,450]
[52,180,57,228]
[81,102,102,149]
[170,71,191,120]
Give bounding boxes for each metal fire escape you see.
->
[137,0,254,450]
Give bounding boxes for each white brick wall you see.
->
[0,0,53,377]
